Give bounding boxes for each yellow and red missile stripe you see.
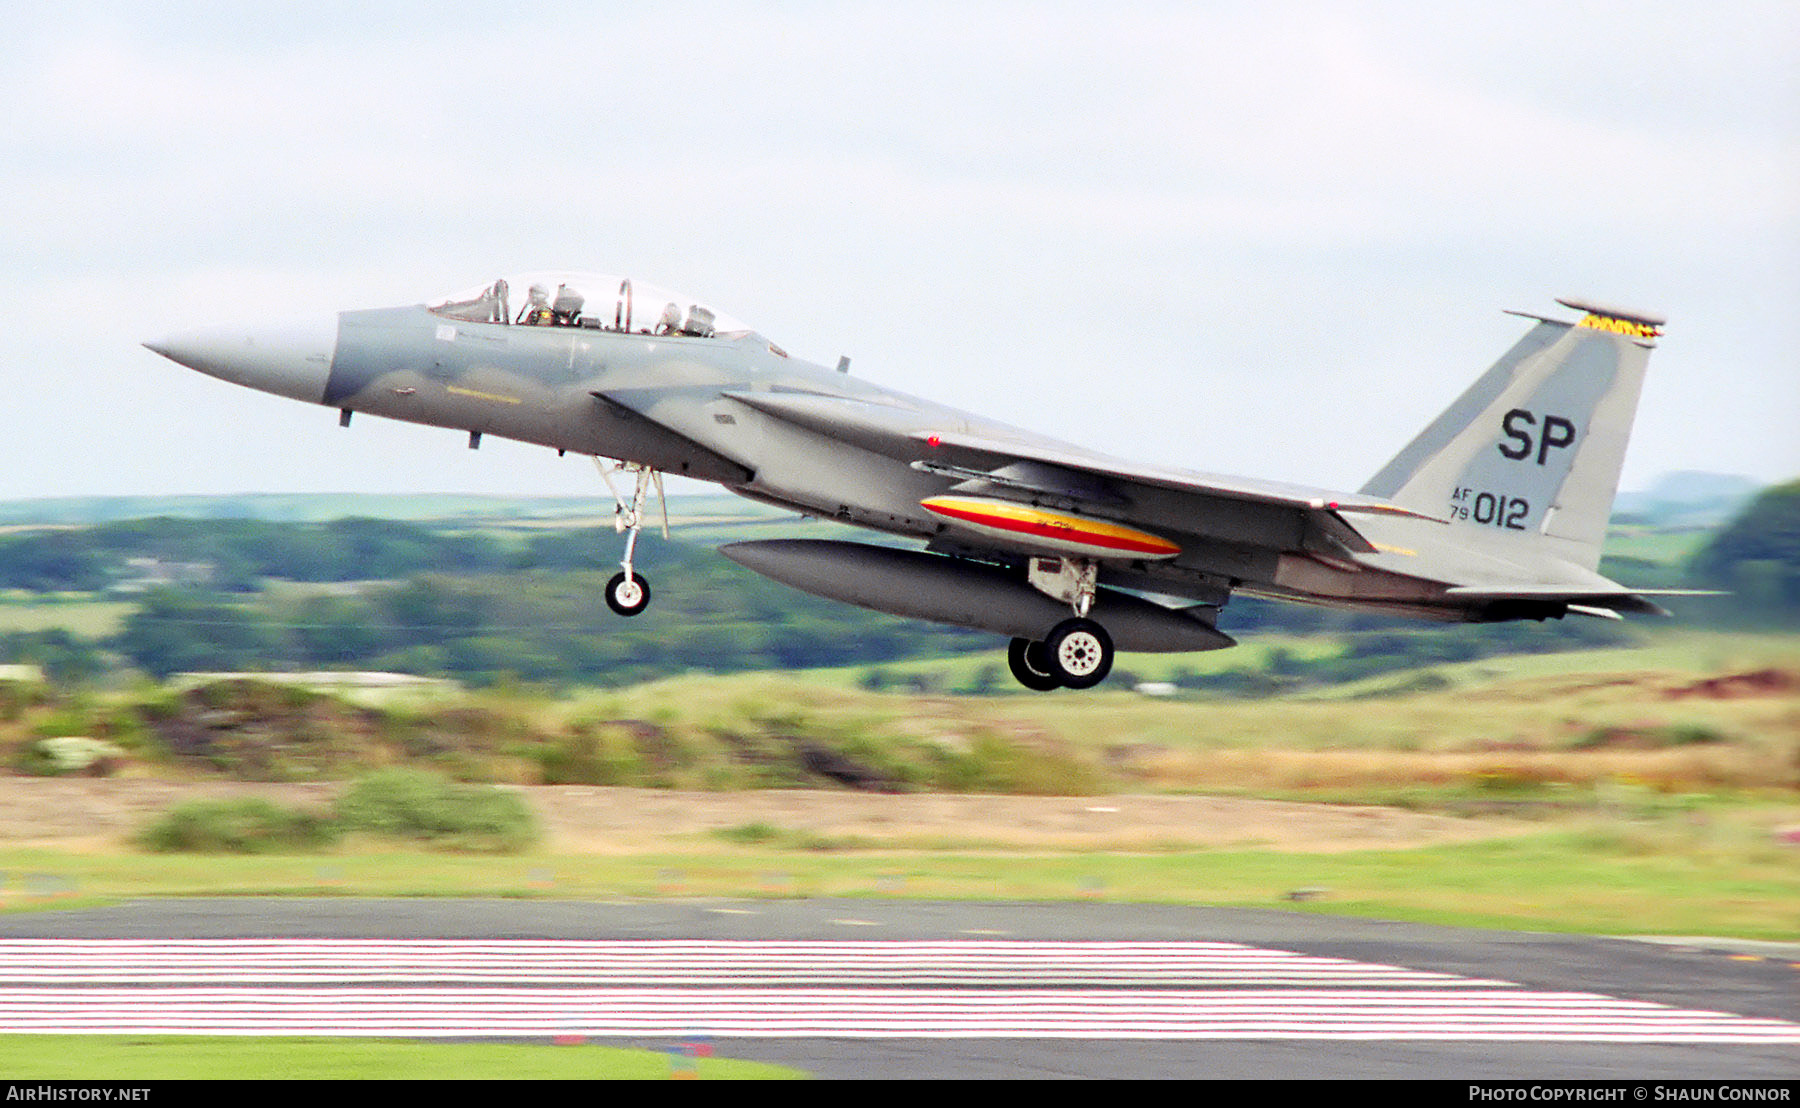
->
[920,495,1181,560]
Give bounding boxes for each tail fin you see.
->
[1360,298,1663,571]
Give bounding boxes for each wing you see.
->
[907,428,1454,593]
[911,428,1440,521]
[719,387,1430,574]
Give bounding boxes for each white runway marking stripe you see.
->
[3,940,1797,1042]
[4,987,1800,1041]
[0,939,1512,987]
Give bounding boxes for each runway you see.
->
[2,899,1795,1078]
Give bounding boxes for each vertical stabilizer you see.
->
[1360,299,1663,570]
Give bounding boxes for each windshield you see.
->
[429,271,754,339]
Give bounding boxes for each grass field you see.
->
[5,807,1797,938]
[0,1035,803,1079]
[0,596,134,636]
[747,628,1800,703]
[1601,524,1718,565]
[575,630,1800,785]
[1,630,1794,939]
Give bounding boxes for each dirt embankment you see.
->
[0,775,1525,854]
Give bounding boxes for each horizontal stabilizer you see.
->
[1567,604,1625,621]
[1447,585,1723,618]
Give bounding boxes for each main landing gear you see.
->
[1004,555,1119,691]
[598,459,665,617]
[1007,618,1115,691]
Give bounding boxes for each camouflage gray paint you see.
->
[146,277,1700,689]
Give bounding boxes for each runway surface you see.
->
[2,898,1795,1079]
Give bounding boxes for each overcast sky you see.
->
[4,1,1795,503]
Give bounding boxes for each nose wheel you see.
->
[1008,618,1115,691]
[597,458,666,618]
[604,571,652,616]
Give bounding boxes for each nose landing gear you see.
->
[604,571,652,616]
[598,459,666,618]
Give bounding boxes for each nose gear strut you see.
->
[597,458,667,616]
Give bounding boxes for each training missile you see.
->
[719,539,1235,652]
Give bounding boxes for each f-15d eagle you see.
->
[146,273,1696,691]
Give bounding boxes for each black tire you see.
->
[604,571,651,616]
[1044,618,1113,690]
[1007,637,1062,691]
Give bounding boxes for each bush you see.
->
[926,731,1107,795]
[714,821,783,845]
[533,725,647,786]
[333,768,539,852]
[14,736,126,777]
[138,797,339,853]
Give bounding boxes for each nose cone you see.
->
[144,316,338,405]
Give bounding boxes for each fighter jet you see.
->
[145,272,1700,690]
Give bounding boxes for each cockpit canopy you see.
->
[429,271,754,340]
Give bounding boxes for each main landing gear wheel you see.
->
[1044,618,1113,690]
[1007,637,1062,692]
[604,571,651,616]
